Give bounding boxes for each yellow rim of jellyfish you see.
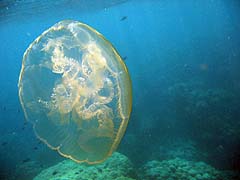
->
[18,20,132,164]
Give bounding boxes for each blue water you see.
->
[0,0,240,179]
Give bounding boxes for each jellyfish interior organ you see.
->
[18,20,132,164]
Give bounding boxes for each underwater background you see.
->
[0,0,240,179]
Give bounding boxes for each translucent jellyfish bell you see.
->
[18,20,132,164]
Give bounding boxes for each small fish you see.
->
[17,109,20,113]
[3,106,6,111]
[122,56,127,61]
[22,158,31,163]
[52,171,58,175]
[199,63,208,71]
[22,122,28,130]
[120,16,127,21]
[1,142,8,146]
[33,146,38,150]
[216,145,224,152]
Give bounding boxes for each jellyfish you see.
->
[18,20,132,164]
